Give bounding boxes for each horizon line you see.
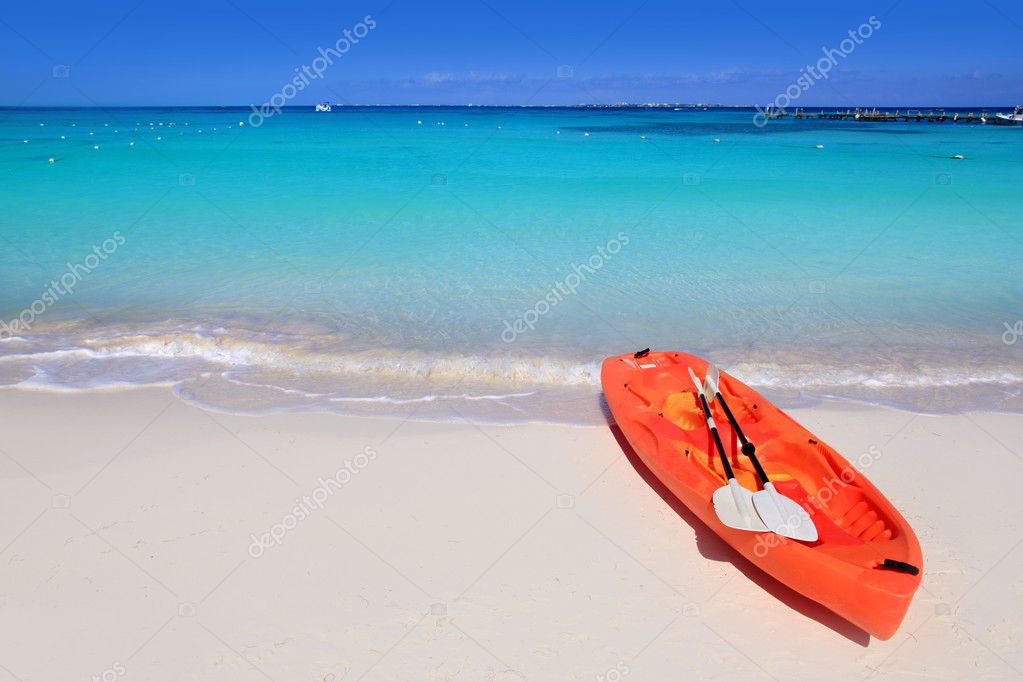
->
[1,103,1019,110]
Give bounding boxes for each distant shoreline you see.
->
[1,104,1019,111]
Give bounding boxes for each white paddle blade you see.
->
[752,482,819,541]
[687,367,704,396]
[704,363,721,398]
[713,479,769,532]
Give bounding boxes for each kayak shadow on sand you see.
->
[606,421,872,646]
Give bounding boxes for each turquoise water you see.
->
[1,106,1021,422]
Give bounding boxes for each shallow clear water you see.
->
[1,106,1021,422]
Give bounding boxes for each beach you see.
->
[1,386,1020,680]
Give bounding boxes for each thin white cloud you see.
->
[422,71,455,84]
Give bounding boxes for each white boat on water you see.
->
[992,106,1022,126]
[314,102,332,112]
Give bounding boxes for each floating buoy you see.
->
[60,135,66,139]
[93,144,100,150]
[238,121,245,126]
[89,131,94,136]
[556,130,561,134]
[104,123,109,127]
[39,123,45,126]
[417,120,422,124]
[156,136,161,140]
[129,141,135,146]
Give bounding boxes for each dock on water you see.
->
[764,107,995,124]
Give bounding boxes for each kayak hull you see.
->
[601,351,922,640]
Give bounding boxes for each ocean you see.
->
[1,106,1021,423]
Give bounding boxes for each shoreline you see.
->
[2,317,1021,422]
[3,380,1022,426]
[1,385,1020,679]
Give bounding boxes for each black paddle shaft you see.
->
[695,391,735,480]
[714,390,770,485]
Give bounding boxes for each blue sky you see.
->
[1,0,1020,106]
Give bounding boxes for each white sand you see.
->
[0,386,1020,680]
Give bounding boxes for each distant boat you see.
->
[992,106,1023,126]
[314,102,332,112]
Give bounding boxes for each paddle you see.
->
[687,367,768,533]
[703,364,818,542]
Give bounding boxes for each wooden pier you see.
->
[765,107,993,124]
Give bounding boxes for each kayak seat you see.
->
[661,391,702,431]
[805,441,897,542]
[753,437,897,543]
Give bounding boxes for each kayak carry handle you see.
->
[879,559,920,576]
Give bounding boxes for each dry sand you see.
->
[0,386,1020,680]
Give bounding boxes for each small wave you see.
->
[327,391,536,405]
[730,363,1023,390]
[2,319,1021,419]
[0,330,603,388]
[221,370,537,406]
[13,373,176,392]
[221,374,331,397]
[0,348,138,363]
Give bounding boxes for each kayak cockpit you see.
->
[624,375,903,549]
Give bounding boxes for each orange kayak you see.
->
[601,350,922,640]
